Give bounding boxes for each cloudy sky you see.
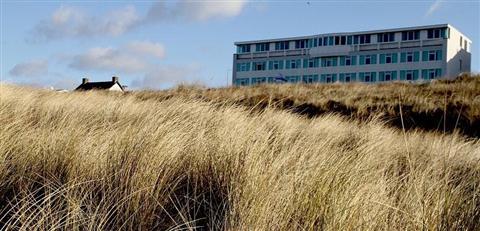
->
[1,0,479,90]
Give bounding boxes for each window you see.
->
[252,77,266,85]
[428,51,436,61]
[402,30,420,41]
[295,39,308,49]
[465,41,468,50]
[347,36,353,45]
[322,57,337,67]
[323,37,328,46]
[270,60,282,70]
[357,34,371,44]
[286,59,301,69]
[385,72,392,81]
[308,59,315,68]
[460,36,463,47]
[237,44,250,53]
[344,73,352,82]
[345,56,352,66]
[364,73,372,82]
[328,36,334,46]
[406,71,413,80]
[275,41,290,50]
[334,36,347,45]
[428,70,436,79]
[302,75,318,83]
[427,29,442,39]
[318,37,323,46]
[253,62,266,71]
[377,32,395,43]
[255,43,269,52]
[407,52,414,62]
[237,62,250,72]
[385,54,392,63]
[365,56,371,65]
[235,78,249,86]
[325,75,333,83]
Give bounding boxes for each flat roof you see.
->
[234,24,453,45]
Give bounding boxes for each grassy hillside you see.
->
[0,84,479,230]
[134,75,480,137]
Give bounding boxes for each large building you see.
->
[232,24,471,86]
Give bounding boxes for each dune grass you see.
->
[0,84,479,230]
[134,75,480,137]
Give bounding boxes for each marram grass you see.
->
[0,84,479,230]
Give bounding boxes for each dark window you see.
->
[402,30,420,41]
[295,40,308,49]
[335,36,340,45]
[238,44,251,53]
[359,34,371,44]
[378,32,395,42]
[406,72,413,80]
[255,43,269,52]
[318,37,323,46]
[365,74,371,82]
[386,55,392,63]
[407,52,413,62]
[345,57,351,65]
[275,41,290,50]
[365,56,371,64]
[385,73,391,81]
[345,76,351,82]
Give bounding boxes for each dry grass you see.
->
[0,84,479,230]
[134,75,480,137]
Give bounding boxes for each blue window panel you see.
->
[347,36,353,45]
[414,51,420,62]
[371,55,377,64]
[380,54,386,64]
[400,52,406,63]
[351,56,357,65]
[252,77,267,85]
[318,37,323,46]
[392,71,397,80]
[422,51,429,61]
[235,78,250,86]
[339,56,345,66]
[436,50,442,60]
[359,55,365,65]
[392,53,398,63]
[436,68,442,77]
[328,36,334,46]
[400,70,406,80]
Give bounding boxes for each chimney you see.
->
[112,76,119,83]
[82,78,89,84]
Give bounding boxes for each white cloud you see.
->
[9,59,49,77]
[172,0,248,21]
[425,0,442,17]
[125,41,165,59]
[69,47,148,73]
[30,5,140,41]
[68,41,166,74]
[31,1,248,41]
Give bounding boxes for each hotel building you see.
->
[232,24,471,85]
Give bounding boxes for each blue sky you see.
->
[1,0,479,90]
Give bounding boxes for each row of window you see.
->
[237,28,449,53]
[235,69,442,86]
[236,50,442,72]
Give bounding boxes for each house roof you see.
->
[75,81,124,91]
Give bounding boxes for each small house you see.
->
[75,76,125,92]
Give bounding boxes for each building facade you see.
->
[232,24,472,86]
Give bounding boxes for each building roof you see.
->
[75,81,124,91]
[234,23,453,45]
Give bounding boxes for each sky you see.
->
[1,0,479,90]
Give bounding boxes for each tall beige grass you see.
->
[0,84,479,230]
